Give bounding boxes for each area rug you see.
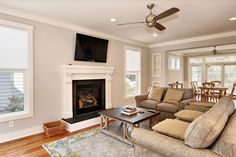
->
[42,128,135,157]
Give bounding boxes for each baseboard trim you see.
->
[0,125,43,143]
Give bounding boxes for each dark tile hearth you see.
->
[62,109,105,124]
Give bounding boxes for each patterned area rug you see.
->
[42,128,135,157]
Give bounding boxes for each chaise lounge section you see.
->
[131,97,236,157]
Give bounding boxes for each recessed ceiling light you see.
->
[153,33,157,37]
[110,18,116,22]
[229,17,236,21]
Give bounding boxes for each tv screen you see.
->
[74,33,109,63]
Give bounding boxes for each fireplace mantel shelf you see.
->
[62,65,115,75]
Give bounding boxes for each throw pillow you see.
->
[184,97,234,149]
[174,110,204,122]
[152,119,190,140]
[148,86,164,102]
[163,88,184,105]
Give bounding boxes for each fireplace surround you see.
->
[62,65,114,131]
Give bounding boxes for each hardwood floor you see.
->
[0,124,100,157]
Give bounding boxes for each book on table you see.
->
[121,106,138,115]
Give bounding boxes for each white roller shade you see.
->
[126,49,141,71]
[0,25,28,69]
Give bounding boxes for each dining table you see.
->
[199,86,228,102]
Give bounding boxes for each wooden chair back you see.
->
[230,83,236,99]
[202,82,215,88]
[211,81,221,87]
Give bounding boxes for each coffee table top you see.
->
[99,106,160,124]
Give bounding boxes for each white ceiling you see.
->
[0,0,236,45]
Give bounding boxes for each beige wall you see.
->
[0,13,150,134]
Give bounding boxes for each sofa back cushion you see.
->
[163,88,184,105]
[212,111,236,157]
[181,88,193,100]
[184,97,234,148]
[174,110,204,122]
[148,86,164,102]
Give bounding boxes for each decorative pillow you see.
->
[148,86,164,102]
[184,97,234,148]
[152,119,189,140]
[174,110,204,122]
[163,89,184,105]
[212,111,236,157]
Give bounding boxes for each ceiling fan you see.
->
[117,3,180,31]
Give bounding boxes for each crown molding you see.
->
[1,6,236,49]
[0,6,148,48]
[168,43,236,56]
[150,31,236,48]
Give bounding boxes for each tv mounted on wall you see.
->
[74,33,109,63]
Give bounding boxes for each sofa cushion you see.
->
[212,111,236,157]
[152,119,189,140]
[140,100,159,110]
[131,128,220,157]
[156,103,178,113]
[163,88,184,105]
[148,86,164,102]
[181,88,193,100]
[189,101,215,108]
[174,110,204,122]
[184,97,234,148]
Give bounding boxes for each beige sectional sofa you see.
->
[135,87,194,120]
[131,97,236,157]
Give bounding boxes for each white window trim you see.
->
[0,19,33,122]
[124,46,141,99]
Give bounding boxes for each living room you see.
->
[0,0,236,157]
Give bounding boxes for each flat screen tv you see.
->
[74,33,109,63]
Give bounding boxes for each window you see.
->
[125,48,141,97]
[0,19,33,122]
[168,55,180,70]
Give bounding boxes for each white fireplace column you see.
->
[62,65,115,119]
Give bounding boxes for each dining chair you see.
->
[202,82,215,102]
[191,81,201,100]
[211,81,221,87]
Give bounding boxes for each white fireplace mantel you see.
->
[62,65,115,119]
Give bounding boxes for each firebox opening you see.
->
[72,79,105,121]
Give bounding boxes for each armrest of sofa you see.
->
[178,98,196,111]
[135,94,148,107]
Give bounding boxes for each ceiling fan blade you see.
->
[154,7,180,21]
[154,22,166,31]
[117,22,145,26]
